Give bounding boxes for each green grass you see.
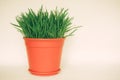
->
[11,6,78,38]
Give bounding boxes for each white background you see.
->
[0,0,120,80]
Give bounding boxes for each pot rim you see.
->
[23,37,65,40]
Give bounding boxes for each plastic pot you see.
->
[24,38,65,76]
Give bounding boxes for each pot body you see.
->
[24,38,65,76]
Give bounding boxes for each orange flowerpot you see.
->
[24,38,65,76]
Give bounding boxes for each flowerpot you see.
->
[24,38,65,76]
